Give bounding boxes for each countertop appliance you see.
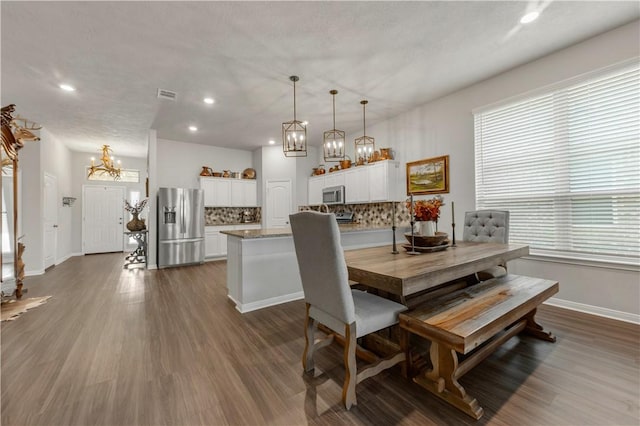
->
[335,211,354,223]
[158,187,204,268]
[240,210,255,223]
[322,185,345,205]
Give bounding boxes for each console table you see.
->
[124,230,148,268]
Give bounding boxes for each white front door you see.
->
[43,173,57,269]
[83,185,125,254]
[266,180,292,228]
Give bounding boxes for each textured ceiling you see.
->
[1,2,638,158]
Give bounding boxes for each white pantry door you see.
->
[83,185,125,254]
[266,180,292,228]
[43,173,57,269]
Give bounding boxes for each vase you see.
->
[420,221,436,236]
[126,212,146,231]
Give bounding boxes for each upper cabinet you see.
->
[231,180,258,207]
[344,168,369,203]
[308,176,324,205]
[368,161,402,202]
[201,177,257,207]
[307,160,402,205]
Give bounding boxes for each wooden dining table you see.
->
[344,241,529,305]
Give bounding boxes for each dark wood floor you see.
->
[2,253,639,425]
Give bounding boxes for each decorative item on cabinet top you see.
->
[242,168,256,179]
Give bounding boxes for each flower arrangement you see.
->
[124,198,148,215]
[406,195,443,222]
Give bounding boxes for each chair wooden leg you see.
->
[342,322,357,409]
[302,303,316,373]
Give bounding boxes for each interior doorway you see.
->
[82,185,125,254]
[265,179,292,228]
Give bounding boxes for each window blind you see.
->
[474,64,640,265]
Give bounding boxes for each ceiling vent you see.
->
[157,88,177,101]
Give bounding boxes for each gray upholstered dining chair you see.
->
[289,211,407,410]
[463,210,510,280]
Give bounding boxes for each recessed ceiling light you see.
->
[520,11,539,24]
[269,140,275,145]
[59,83,75,92]
[189,126,198,132]
[204,97,214,104]
[302,121,308,126]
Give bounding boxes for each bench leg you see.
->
[413,342,484,420]
[523,308,556,342]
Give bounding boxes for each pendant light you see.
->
[354,100,375,164]
[323,90,345,162]
[88,144,122,180]
[282,75,307,157]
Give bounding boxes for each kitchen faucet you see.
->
[320,204,330,213]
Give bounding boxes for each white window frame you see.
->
[473,58,640,270]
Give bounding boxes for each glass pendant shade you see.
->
[282,76,307,157]
[354,100,375,164]
[323,90,345,162]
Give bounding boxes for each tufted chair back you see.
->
[463,210,510,244]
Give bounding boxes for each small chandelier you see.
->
[323,90,345,162]
[88,144,121,180]
[355,100,375,164]
[282,75,307,157]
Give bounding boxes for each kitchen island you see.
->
[222,224,406,313]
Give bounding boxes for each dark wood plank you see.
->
[1,253,638,425]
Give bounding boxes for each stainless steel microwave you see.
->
[322,185,345,205]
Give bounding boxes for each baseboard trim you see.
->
[231,291,305,314]
[147,264,158,270]
[25,269,45,277]
[545,297,640,325]
[55,253,74,265]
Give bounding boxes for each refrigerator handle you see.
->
[181,198,186,235]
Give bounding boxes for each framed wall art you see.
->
[406,155,449,195]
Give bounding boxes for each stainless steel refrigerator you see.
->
[157,187,205,268]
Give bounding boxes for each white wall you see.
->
[365,21,640,318]
[156,138,254,189]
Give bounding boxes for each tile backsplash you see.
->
[299,202,412,227]
[205,207,261,225]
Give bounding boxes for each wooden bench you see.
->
[399,274,559,419]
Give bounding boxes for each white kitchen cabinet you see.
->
[324,172,345,189]
[231,180,258,207]
[344,167,369,203]
[368,161,402,202]
[308,175,325,205]
[201,177,256,207]
[205,226,231,258]
[205,224,261,258]
[307,160,401,205]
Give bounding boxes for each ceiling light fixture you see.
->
[88,145,121,180]
[269,139,275,145]
[282,75,307,157]
[323,90,345,162]
[59,84,75,92]
[204,98,214,104]
[189,125,198,132]
[355,100,375,164]
[520,11,539,24]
